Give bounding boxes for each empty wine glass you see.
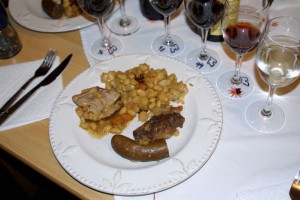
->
[110,0,140,36]
[216,0,268,99]
[246,17,300,133]
[184,0,226,73]
[77,0,123,60]
[149,0,185,57]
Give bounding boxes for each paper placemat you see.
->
[0,57,63,131]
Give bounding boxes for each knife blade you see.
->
[0,54,73,126]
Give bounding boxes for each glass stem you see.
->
[231,54,244,85]
[261,86,277,118]
[163,15,173,46]
[199,29,209,60]
[119,0,130,27]
[97,18,111,48]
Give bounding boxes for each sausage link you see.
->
[111,135,169,162]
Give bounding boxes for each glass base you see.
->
[90,37,123,60]
[110,16,140,36]
[186,48,221,74]
[216,71,254,99]
[245,101,285,133]
[151,34,185,57]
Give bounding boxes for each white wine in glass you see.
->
[245,17,300,133]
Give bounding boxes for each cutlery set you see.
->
[0,49,72,126]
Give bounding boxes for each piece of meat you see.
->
[42,0,82,19]
[111,135,169,162]
[133,112,185,141]
[72,86,123,121]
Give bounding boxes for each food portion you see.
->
[133,112,185,141]
[73,63,188,137]
[42,0,82,19]
[72,63,189,161]
[111,135,169,162]
[112,111,185,162]
[73,86,123,121]
[100,63,188,120]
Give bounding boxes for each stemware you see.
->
[77,0,123,60]
[149,0,185,57]
[216,0,268,99]
[245,17,300,133]
[110,0,140,36]
[184,0,226,73]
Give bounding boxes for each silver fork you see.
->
[0,48,57,113]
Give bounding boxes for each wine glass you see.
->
[184,0,226,73]
[110,0,140,36]
[216,0,268,99]
[77,0,123,60]
[246,17,300,133]
[149,0,185,57]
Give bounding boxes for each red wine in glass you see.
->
[184,0,225,73]
[77,0,123,60]
[80,0,114,18]
[149,0,185,57]
[224,22,261,55]
[186,0,224,30]
[150,0,183,15]
[140,0,163,20]
[216,0,269,99]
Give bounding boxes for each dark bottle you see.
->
[139,0,163,20]
[0,1,22,59]
[207,20,224,42]
[207,0,239,42]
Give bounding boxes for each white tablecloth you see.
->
[79,1,300,200]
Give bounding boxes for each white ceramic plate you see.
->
[9,0,95,32]
[49,54,223,195]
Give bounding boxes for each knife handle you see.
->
[0,86,38,126]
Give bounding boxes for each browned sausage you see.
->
[111,135,169,162]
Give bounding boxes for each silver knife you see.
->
[0,54,73,126]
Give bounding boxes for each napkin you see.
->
[234,181,292,200]
[269,0,300,19]
[0,57,63,131]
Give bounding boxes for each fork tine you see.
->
[41,48,54,65]
[43,49,57,68]
[47,50,57,67]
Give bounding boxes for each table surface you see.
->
[1,1,300,200]
[0,8,113,200]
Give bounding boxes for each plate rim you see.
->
[49,53,223,195]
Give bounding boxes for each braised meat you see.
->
[42,0,82,19]
[133,112,185,141]
[72,86,123,121]
[42,0,64,19]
